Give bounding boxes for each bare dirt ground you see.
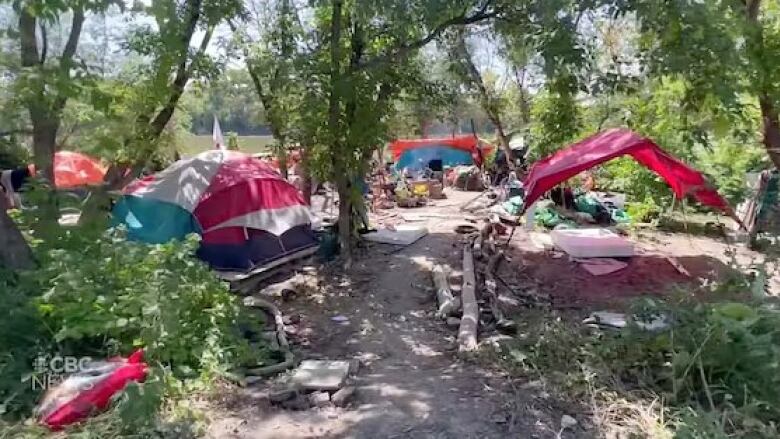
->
[207,189,774,439]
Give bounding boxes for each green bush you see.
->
[32,232,258,374]
[0,223,264,421]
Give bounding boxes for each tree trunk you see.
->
[450,32,515,171]
[759,96,780,169]
[335,173,352,265]
[328,0,350,264]
[30,116,59,185]
[492,117,515,171]
[0,195,35,270]
[744,1,780,169]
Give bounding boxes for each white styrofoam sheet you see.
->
[363,225,428,246]
[550,228,634,258]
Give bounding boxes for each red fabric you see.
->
[53,151,107,189]
[523,129,733,215]
[390,135,486,166]
[41,350,147,430]
[194,154,307,230]
[123,174,155,194]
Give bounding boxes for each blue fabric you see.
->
[396,146,474,170]
[112,196,201,244]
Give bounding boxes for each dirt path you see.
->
[208,192,566,438]
[208,189,768,438]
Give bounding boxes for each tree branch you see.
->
[39,22,47,64]
[147,0,205,139]
[19,7,39,67]
[228,19,278,136]
[357,0,500,71]
[62,7,85,63]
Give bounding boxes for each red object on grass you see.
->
[53,151,107,188]
[522,129,736,218]
[38,350,147,430]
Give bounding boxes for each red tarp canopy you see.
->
[523,129,736,217]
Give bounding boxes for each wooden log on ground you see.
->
[432,264,460,319]
[458,244,479,352]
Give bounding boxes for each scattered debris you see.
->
[331,315,350,325]
[308,391,331,408]
[583,311,628,329]
[666,256,691,277]
[269,387,299,403]
[454,224,479,234]
[432,264,460,319]
[583,311,670,331]
[561,414,578,429]
[446,317,461,328]
[400,212,451,221]
[331,386,356,407]
[281,394,311,411]
[290,360,351,391]
[576,258,629,276]
[490,413,508,424]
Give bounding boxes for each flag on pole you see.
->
[212,115,225,150]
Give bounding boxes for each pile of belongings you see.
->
[447,166,485,191]
[394,179,427,208]
[534,200,578,229]
[574,194,630,225]
[533,191,631,230]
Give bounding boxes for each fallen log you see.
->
[458,244,479,352]
[432,264,460,319]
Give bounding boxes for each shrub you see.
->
[493,296,780,438]
[0,223,264,421]
[32,231,259,375]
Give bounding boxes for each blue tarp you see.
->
[396,146,474,170]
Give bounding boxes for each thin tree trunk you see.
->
[744,0,780,169]
[335,174,352,266]
[759,96,780,169]
[493,117,514,170]
[328,0,350,264]
[0,195,35,270]
[451,32,515,171]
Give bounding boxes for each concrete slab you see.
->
[290,360,350,391]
